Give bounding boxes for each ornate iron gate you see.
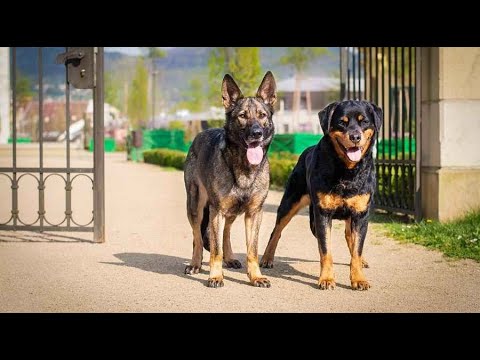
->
[340,47,421,220]
[0,47,105,242]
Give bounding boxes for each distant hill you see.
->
[150,47,339,78]
[13,47,339,104]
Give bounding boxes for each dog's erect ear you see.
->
[222,74,243,109]
[256,71,277,106]
[318,102,339,134]
[367,102,383,131]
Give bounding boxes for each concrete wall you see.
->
[0,48,9,144]
[421,47,480,221]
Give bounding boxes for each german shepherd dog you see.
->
[184,71,277,288]
[260,100,383,290]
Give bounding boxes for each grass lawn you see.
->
[372,210,480,262]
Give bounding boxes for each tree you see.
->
[15,70,33,108]
[208,47,261,105]
[104,71,122,111]
[168,120,186,130]
[127,58,149,129]
[143,47,166,61]
[279,47,329,130]
[176,77,205,113]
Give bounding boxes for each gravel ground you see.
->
[1,150,479,312]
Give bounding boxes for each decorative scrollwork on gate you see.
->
[0,171,94,229]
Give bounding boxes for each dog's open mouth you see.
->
[337,140,363,162]
[245,141,263,165]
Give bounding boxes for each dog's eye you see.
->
[258,112,266,119]
[238,113,246,119]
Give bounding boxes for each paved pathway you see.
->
[1,149,479,312]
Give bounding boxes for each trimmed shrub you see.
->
[143,148,299,189]
[143,148,187,170]
[269,158,297,189]
[268,151,299,162]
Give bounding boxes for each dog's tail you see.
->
[201,203,210,252]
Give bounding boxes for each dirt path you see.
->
[1,151,479,312]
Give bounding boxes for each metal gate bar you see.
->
[340,47,420,218]
[38,47,45,229]
[0,47,105,240]
[93,47,105,242]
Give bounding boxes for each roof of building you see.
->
[277,76,365,92]
[277,77,339,92]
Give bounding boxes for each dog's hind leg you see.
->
[185,182,207,275]
[201,204,210,251]
[260,192,310,268]
[222,215,241,269]
[207,207,225,288]
[345,217,369,268]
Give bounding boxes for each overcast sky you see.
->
[105,47,173,56]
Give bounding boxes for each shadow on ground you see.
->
[102,252,352,289]
[262,202,309,216]
[0,231,95,243]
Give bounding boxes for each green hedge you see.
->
[143,148,297,188]
[269,153,298,189]
[143,149,187,170]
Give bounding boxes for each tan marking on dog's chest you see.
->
[246,192,267,213]
[317,192,371,212]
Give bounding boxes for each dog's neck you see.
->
[222,137,267,188]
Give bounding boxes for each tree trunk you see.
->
[292,71,301,133]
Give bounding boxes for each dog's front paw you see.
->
[259,256,274,268]
[184,265,201,275]
[351,280,370,290]
[318,279,336,290]
[207,277,224,288]
[225,259,242,269]
[251,277,271,288]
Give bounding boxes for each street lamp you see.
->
[152,64,157,128]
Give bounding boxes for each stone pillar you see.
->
[0,47,10,144]
[420,47,480,221]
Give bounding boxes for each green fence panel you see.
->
[143,129,186,151]
[8,137,32,144]
[128,129,191,161]
[89,137,116,152]
[377,138,416,157]
[269,133,323,155]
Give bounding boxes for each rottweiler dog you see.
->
[260,100,383,290]
[184,71,277,288]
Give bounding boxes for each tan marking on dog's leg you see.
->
[348,227,370,290]
[245,210,270,287]
[345,217,354,254]
[345,217,369,268]
[207,208,225,288]
[261,194,310,268]
[318,223,335,290]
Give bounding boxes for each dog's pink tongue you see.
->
[347,147,362,162]
[247,145,263,165]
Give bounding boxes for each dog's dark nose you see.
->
[250,124,263,139]
[349,132,361,144]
